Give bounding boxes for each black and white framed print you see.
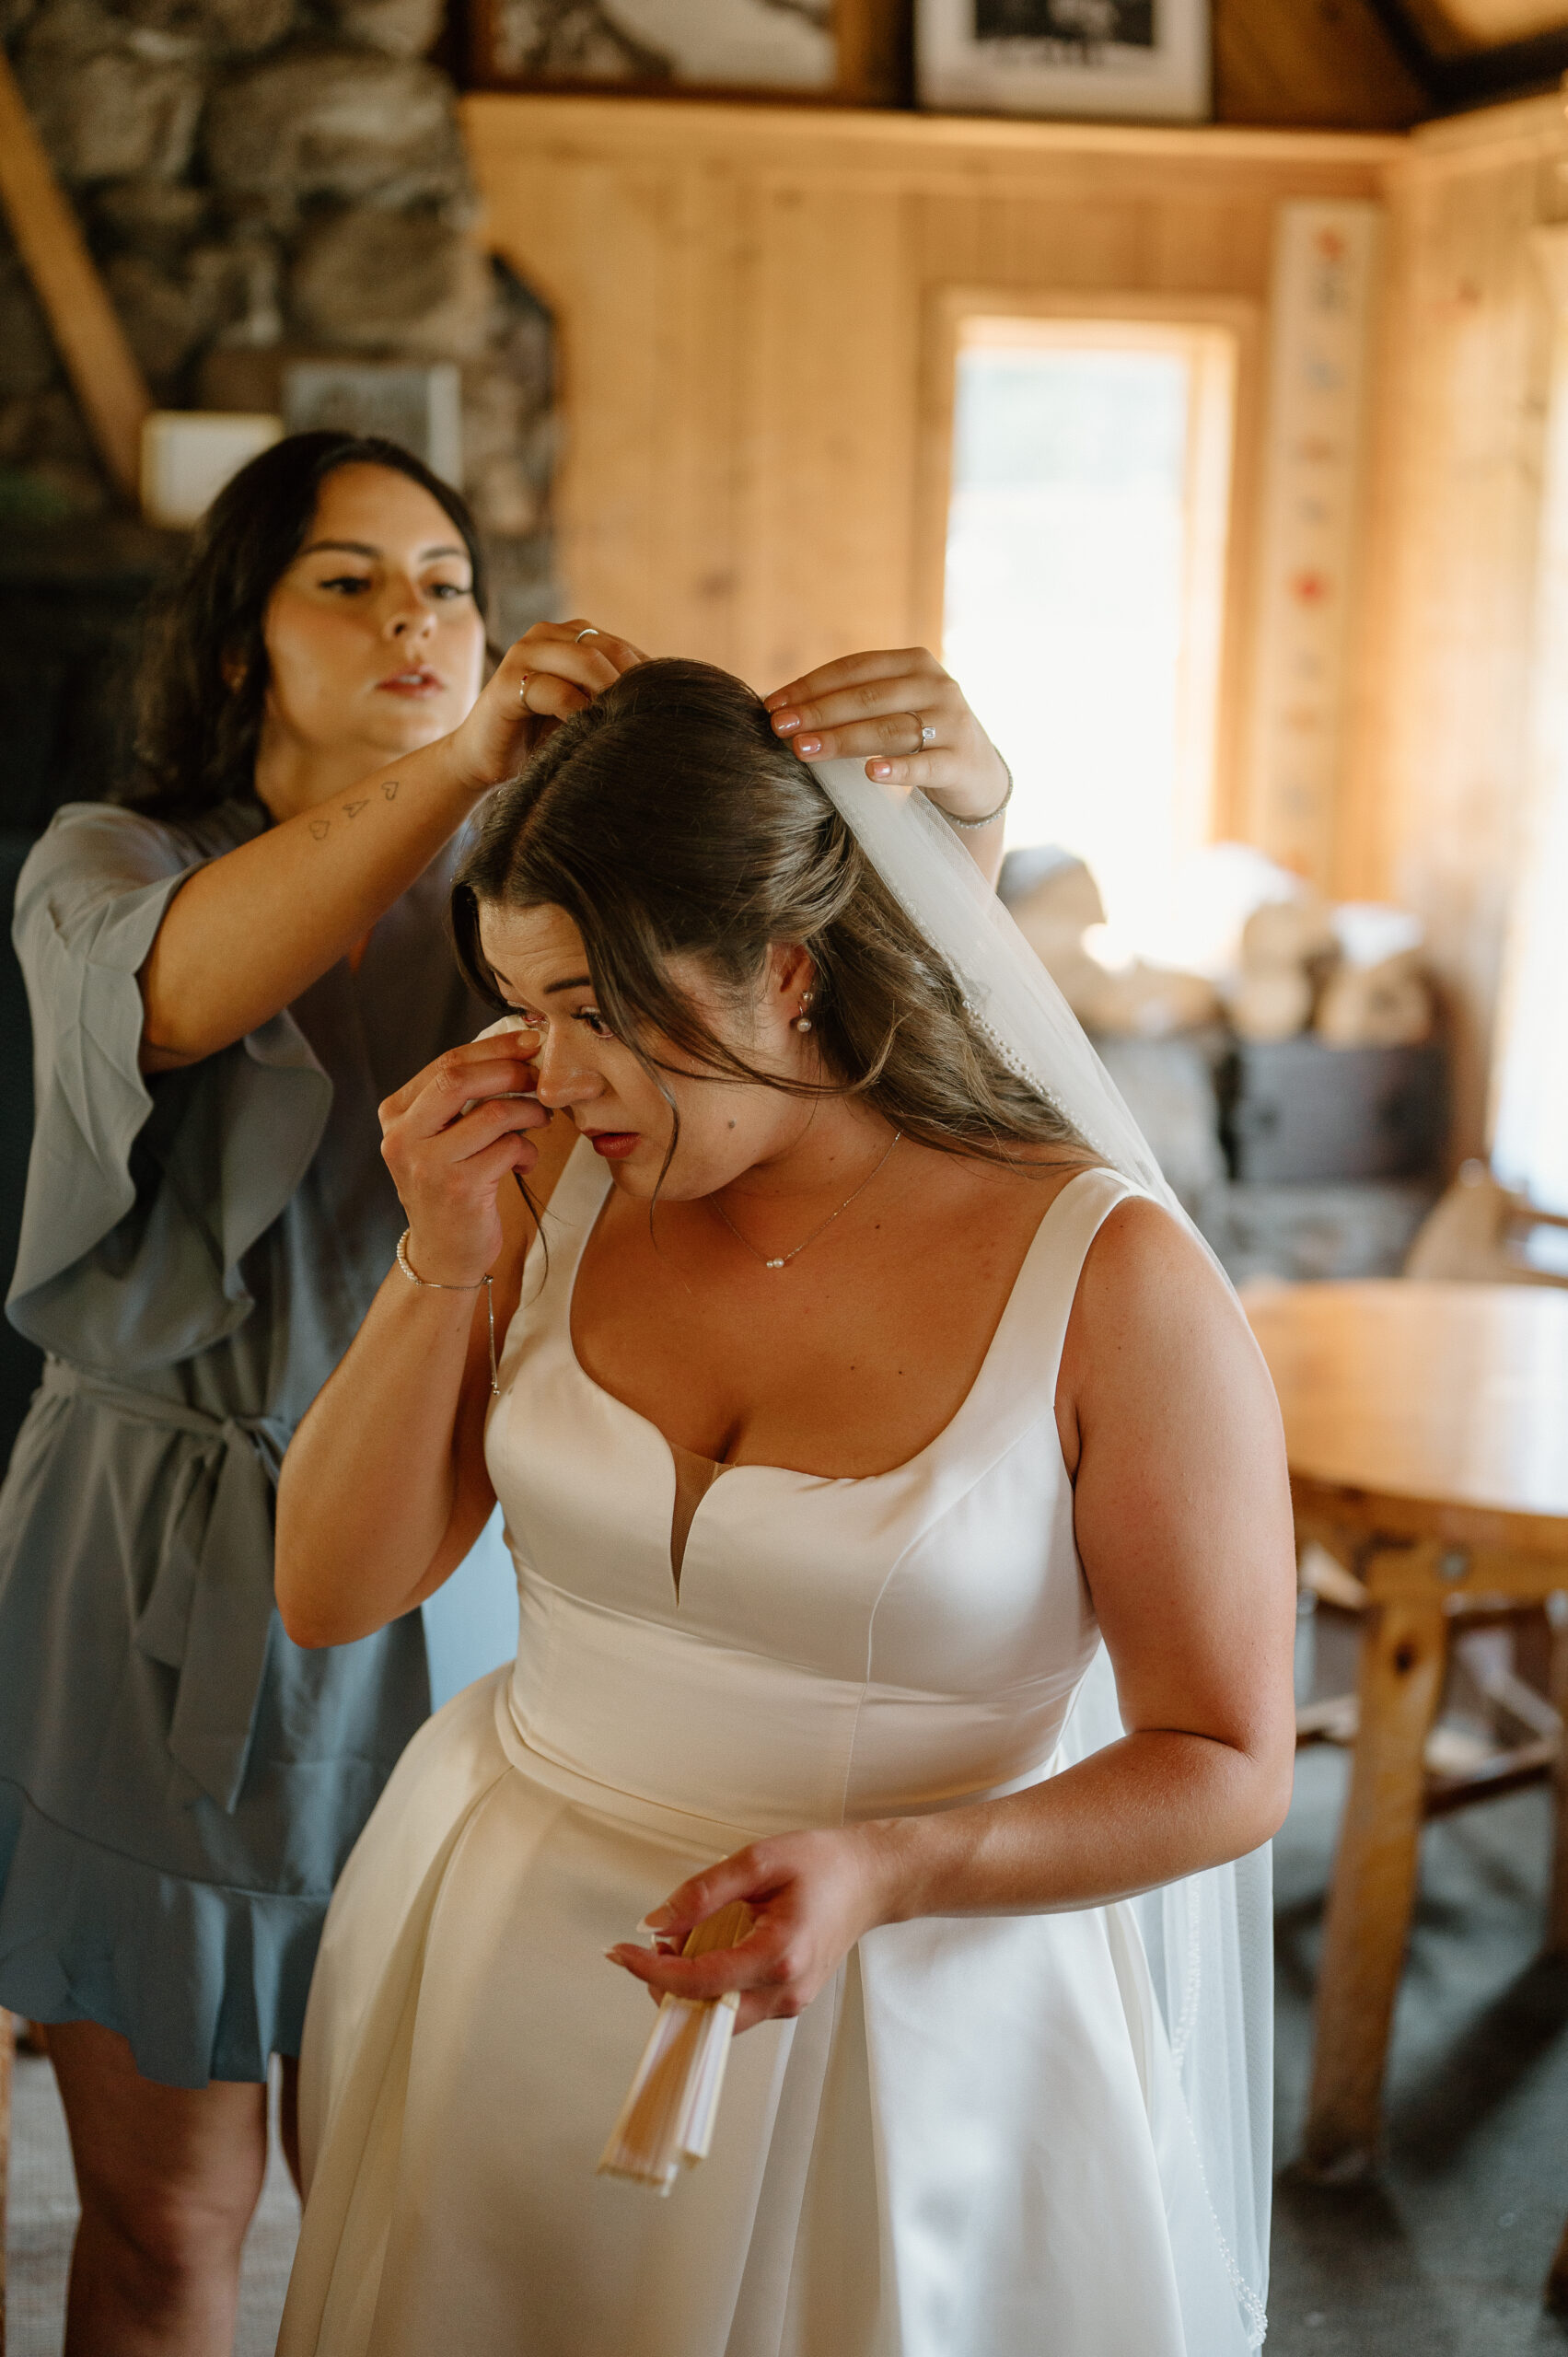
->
[916,0,1210,122]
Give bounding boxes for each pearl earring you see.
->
[793,992,814,1034]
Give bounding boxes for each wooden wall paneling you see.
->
[734,173,918,688]
[1345,98,1562,1159]
[464,93,1400,860]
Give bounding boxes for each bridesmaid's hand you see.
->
[378,1032,552,1287]
[764,648,1009,829]
[447,620,647,795]
[606,1826,901,2034]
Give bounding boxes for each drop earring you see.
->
[793,992,814,1033]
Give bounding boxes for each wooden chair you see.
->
[1404,1160,1568,1288]
[1295,1546,1568,1948]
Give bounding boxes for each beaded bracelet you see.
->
[937,755,1015,832]
[395,1228,499,1398]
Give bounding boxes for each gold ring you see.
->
[575,626,599,644]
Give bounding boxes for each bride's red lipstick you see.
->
[586,1130,640,1159]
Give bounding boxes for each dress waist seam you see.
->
[493,1682,767,1855]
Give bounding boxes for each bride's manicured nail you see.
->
[641,1906,674,1931]
[869,761,893,780]
[796,737,821,757]
[772,710,801,735]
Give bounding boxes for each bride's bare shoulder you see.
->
[1068,1188,1251,1365]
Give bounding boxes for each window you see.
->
[941,314,1237,948]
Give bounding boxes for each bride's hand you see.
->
[378,1032,552,1287]
[447,619,647,795]
[605,1826,900,2034]
[764,647,1008,827]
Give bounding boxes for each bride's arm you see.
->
[274,1035,576,1646]
[609,1203,1299,2032]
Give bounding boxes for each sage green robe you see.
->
[0,795,486,2087]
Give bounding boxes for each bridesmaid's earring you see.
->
[793,993,814,1034]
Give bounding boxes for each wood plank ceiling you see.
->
[1213,0,1568,127]
[1370,0,1568,101]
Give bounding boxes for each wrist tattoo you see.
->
[382,778,400,801]
[343,798,366,819]
[309,819,330,842]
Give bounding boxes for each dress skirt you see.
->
[281,1672,1246,2357]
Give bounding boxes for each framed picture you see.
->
[916,0,1209,122]
[466,0,904,105]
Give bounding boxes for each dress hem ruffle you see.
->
[0,1776,327,2087]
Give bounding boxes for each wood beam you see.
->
[0,51,151,503]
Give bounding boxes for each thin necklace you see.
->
[706,1132,902,1271]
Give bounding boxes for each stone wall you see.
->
[0,0,555,636]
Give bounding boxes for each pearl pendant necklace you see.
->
[706,1132,902,1271]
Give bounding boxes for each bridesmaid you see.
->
[0,431,619,2356]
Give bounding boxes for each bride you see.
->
[272,641,1296,2357]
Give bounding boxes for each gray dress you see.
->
[0,795,486,2088]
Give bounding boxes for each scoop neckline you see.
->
[555,1143,1115,1489]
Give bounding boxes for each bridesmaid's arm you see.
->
[274,1039,576,1646]
[609,1202,1299,2034]
[139,625,642,1072]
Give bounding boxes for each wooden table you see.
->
[1246,1279,1568,2180]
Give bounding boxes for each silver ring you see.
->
[907,711,936,750]
[517,673,531,707]
[575,626,599,644]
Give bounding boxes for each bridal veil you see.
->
[812,758,1272,2351]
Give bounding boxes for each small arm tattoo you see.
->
[382,778,400,801]
[343,798,367,819]
[309,819,331,842]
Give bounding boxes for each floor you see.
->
[6,1752,1568,2354]
[1271,1748,1568,2354]
[4,2057,297,2357]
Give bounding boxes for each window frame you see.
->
[914,285,1262,853]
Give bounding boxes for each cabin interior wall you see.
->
[465,90,1568,1169]
[1350,96,1564,1159]
[463,96,1392,819]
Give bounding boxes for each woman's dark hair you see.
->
[117,431,489,821]
[452,658,1083,1169]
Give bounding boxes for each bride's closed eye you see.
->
[510,1004,615,1040]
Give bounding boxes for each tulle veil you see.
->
[812,758,1273,2351]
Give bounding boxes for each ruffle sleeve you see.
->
[6,803,333,1374]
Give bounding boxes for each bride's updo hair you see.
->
[451,657,1082,1164]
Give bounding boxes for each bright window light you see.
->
[942,316,1237,949]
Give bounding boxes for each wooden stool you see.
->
[1247,1280,1568,2180]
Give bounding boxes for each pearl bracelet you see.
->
[395,1228,499,1398]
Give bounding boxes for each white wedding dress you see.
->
[278,1139,1260,2357]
